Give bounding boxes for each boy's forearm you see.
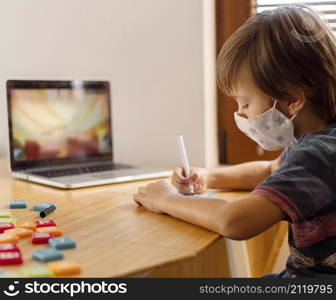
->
[159,193,229,235]
[207,161,272,190]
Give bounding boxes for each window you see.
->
[255,0,336,32]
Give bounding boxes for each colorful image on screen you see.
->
[11,88,111,161]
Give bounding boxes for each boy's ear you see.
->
[287,90,305,116]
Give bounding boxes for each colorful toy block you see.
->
[0,251,23,265]
[0,223,14,234]
[21,265,54,278]
[35,220,56,228]
[0,218,16,224]
[0,211,11,218]
[32,248,63,262]
[31,232,54,244]
[0,243,19,253]
[49,237,76,250]
[15,221,36,231]
[32,203,56,212]
[36,226,62,237]
[0,233,19,244]
[9,200,28,209]
[4,228,33,239]
[48,260,81,276]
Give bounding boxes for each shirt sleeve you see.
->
[252,143,335,223]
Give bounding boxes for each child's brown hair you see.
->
[217,4,336,123]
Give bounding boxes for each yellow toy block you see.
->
[0,233,19,244]
[4,228,33,239]
[15,221,36,231]
[0,211,11,218]
[48,260,81,276]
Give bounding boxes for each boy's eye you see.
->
[242,104,249,110]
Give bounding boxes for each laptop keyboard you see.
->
[30,162,135,178]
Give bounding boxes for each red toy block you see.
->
[35,220,56,228]
[0,223,14,234]
[0,243,19,253]
[0,251,23,265]
[31,232,54,244]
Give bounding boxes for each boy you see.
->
[133,5,336,277]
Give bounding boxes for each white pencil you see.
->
[177,134,194,194]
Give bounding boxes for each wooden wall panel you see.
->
[216,0,281,164]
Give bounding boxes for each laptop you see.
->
[6,80,172,189]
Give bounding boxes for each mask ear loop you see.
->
[290,113,297,121]
[290,112,298,146]
[274,99,298,147]
[274,99,298,121]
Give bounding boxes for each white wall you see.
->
[0,0,217,168]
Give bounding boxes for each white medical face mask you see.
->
[234,101,297,151]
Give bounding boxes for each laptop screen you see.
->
[7,80,113,170]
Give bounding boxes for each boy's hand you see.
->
[133,180,175,213]
[171,167,208,195]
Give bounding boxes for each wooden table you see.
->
[0,159,287,277]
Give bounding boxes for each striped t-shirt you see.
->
[252,121,336,277]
